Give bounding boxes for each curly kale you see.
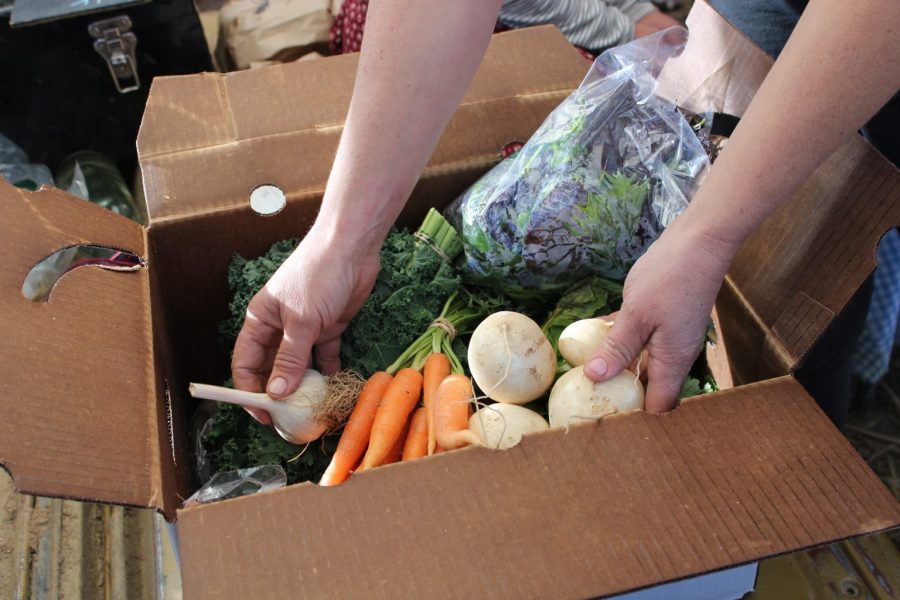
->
[339,210,463,376]
[339,236,458,375]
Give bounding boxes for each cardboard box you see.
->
[1,1,898,597]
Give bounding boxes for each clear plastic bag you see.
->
[0,132,29,165]
[446,28,711,301]
[184,465,287,506]
[0,132,54,190]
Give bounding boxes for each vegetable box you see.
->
[2,1,898,598]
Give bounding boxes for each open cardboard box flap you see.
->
[137,25,588,224]
[0,183,166,507]
[713,137,900,386]
[2,1,899,597]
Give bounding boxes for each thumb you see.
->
[266,323,315,399]
[584,310,647,383]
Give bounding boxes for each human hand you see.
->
[633,9,681,40]
[584,220,738,412]
[231,225,381,424]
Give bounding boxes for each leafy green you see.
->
[567,173,650,260]
[446,61,710,302]
[541,276,623,373]
[217,238,299,352]
[679,375,719,399]
[340,209,463,376]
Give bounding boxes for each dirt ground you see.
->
[0,468,159,599]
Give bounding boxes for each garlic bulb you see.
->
[190,370,332,444]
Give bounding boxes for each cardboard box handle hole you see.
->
[22,245,144,303]
[250,185,286,216]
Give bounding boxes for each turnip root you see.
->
[558,318,613,367]
[469,403,549,450]
[548,366,644,428]
[468,311,556,404]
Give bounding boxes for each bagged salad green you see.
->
[446,28,711,301]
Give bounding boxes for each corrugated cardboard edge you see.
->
[0,180,167,511]
[176,377,900,600]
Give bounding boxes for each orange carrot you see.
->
[422,352,451,455]
[360,368,423,469]
[402,407,429,461]
[433,374,480,451]
[319,371,393,486]
[384,416,411,465]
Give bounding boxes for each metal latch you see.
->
[88,16,140,94]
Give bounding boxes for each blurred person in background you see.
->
[330,0,680,56]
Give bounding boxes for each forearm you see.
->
[316,0,502,253]
[676,0,900,255]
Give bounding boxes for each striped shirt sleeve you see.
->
[499,0,658,52]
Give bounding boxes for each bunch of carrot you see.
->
[317,355,467,485]
[319,291,503,486]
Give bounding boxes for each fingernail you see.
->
[268,377,287,396]
[586,357,608,378]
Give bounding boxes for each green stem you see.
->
[387,287,500,375]
[386,335,430,374]
[416,207,462,259]
[443,337,464,374]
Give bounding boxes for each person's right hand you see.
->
[230,225,381,424]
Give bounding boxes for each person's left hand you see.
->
[583,218,737,412]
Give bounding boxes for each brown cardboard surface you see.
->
[0,181,162,508]
[706,134,900,387]
[177,378,900,600]
[136,25,587,223]
[729,137,900,374]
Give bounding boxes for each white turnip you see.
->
[558,318,613,367]
[469,403,549,450]
[548,366,644,428]
[467,311,556,404]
